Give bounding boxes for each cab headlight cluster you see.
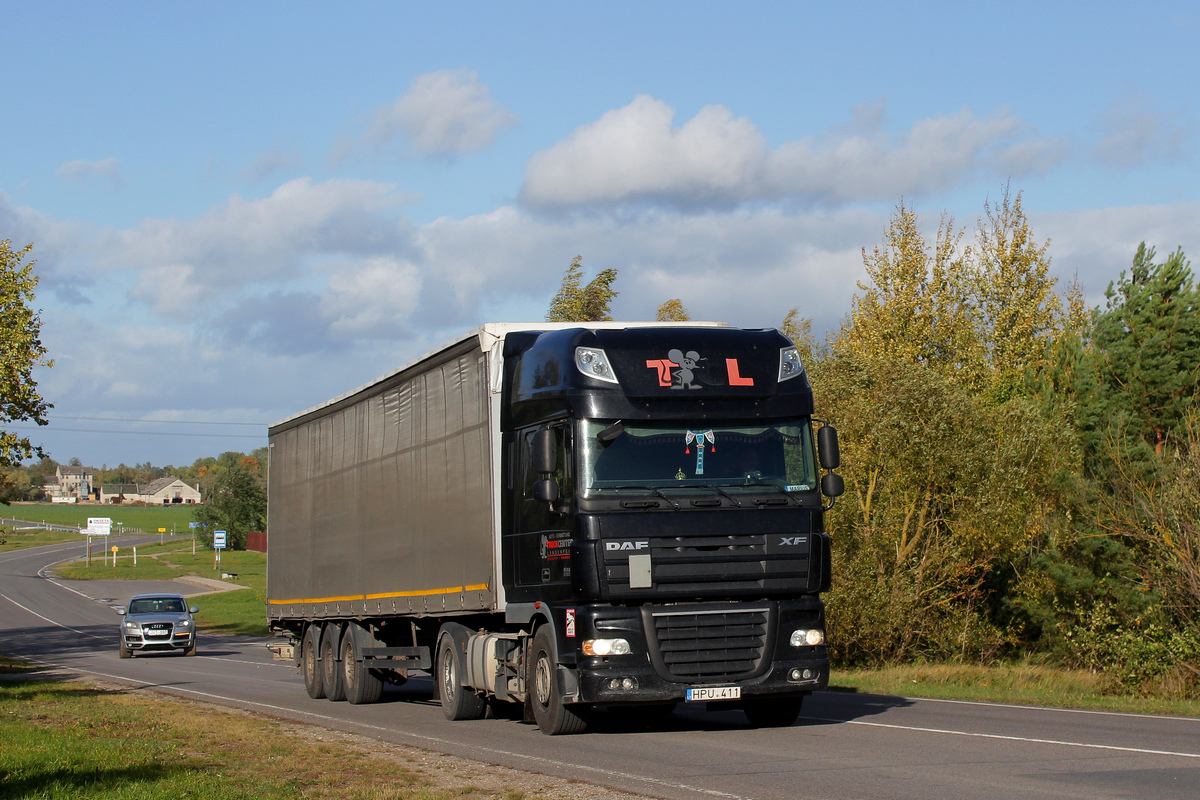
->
[575,347,619,384]
[582,638,631,656]
[790,628,825,647]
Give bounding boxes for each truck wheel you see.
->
[437,636,486,721]
[743,696,802,727]
[302,625,325,699]
[528,626,589,735]
[321,626,346,702]
[342,628,383,705]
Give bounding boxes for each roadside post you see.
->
[110,545,118,567]
[189,521,199,554]
[158,527,166,544]
[85,517,112,568]
[133,547,137,566]
[213,530,226,571]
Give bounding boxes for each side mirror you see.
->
[817,425,841,470]
[189,606,199,614]
[533,428,557,474]
[115,606,126,615]
[533,479,559,503]
[821,472,845,499]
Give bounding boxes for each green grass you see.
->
[54,546,270,637]
[1,502,200,535]
[0,527,88,551]
[0,660,565,800]
[832,662,1200,717]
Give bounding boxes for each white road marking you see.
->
[801,714,1200,759]
[0,593,107,640]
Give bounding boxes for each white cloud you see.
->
[1092,96,1189,167]
[321,256,422,339]
[338,68,518,161]
[56,157,125,189]
[238,146,303,183]
[521,96,1067,210]
[99,177,413,314]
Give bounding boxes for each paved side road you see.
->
[4,538,1200,800]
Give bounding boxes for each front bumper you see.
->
[577,653,827,704]
[564,598,829,705]
[123,631,195,652]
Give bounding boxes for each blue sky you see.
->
[3,1,1198,468]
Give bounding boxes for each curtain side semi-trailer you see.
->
[266,322,844,734]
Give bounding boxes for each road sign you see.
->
[213,530,227,549]
[158,527,166,533]
[189,521,199,529]
[87,517,112,536]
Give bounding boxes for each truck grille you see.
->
[604,534,810,595]
[645,606,770,683]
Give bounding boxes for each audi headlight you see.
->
[790,628,825,647]
[177,619,191,628]
[583,638,631,656]
[123,620,140,630]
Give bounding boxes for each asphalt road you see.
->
[4,537,1200,800]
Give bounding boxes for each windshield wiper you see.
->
[597,485,681,510]
[743,482,795,505]
[694,484,745,507]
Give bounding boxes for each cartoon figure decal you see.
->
[645,350,754,389]
[668,349,702,389]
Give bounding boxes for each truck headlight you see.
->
[790,628,824,647]
[575,347,619,384]
[583,638,631,656]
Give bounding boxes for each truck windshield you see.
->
[578,419,818,497]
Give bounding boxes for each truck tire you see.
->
[302,625,325,699]
[321,625,346,702]
[437,636,486,721]
[528,625,589,735]
[341,627,383,705]
[743,696,802,727]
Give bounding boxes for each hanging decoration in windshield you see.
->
[685,429,716,474]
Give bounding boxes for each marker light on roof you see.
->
[778,346,805,382]
[575,347,619,384]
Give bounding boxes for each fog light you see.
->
[583,638,631,656]
[789,668,802,680]
[607,678,621,690]
[621,677,636,690]
[790,628,825,647]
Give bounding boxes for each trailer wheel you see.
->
[743,696,802,727]
[342,627,383,705]
[437,636,486,721]
[321,625,346,702]
[302,625,325,699]
[528,626,589,735]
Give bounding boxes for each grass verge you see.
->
[53,545,270,637]
[832,662,1200,717]
[0,655,625,800]
[0,527,86,551]
[1,502,199,534]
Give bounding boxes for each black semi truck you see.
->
[266,322,843,734]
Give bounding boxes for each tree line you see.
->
[546,186,1200,696]
[4,194,1198,694]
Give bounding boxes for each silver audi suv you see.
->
[118,593,198,657]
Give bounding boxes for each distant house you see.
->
[99,479,202,505]
[48,466,94,503]
[139,477,202,505]
[100,483,140,504]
